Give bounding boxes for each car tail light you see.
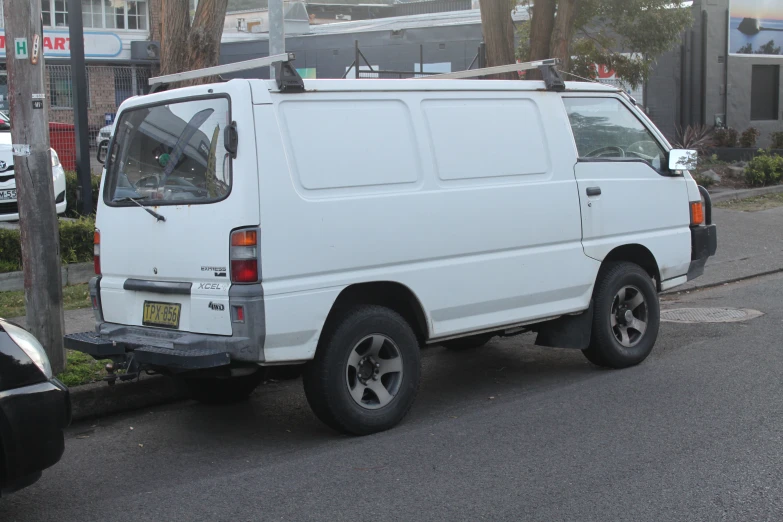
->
[232,305,245,323]
[94,229,101,275]
[230,228,259,283]
[690,201,705,226]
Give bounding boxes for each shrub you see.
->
[744,150,783,187]
[739,127,761,148]
[771,132,783,150]
[673,124,713,156]
[713,127,739,148]
[0,216,95,272]
[65,172,101,217]
[693,173,716,188]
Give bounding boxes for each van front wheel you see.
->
[303,305,421,436]
[582,262,660,369]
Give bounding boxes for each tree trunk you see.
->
[479,0,517,80]
[550,0,578,71]
[3,0,66,374]
[186,0,229,82]
[528,0,556,79]
[160,0,191,76]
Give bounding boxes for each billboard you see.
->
[729,0,783,57]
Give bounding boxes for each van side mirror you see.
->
[669,149,698,171]
[97,140,109,164]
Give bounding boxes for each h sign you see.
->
[14,38,29,60]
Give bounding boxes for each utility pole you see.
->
[269,0,285,79]
[3,0,66,374]
[68,0,93,215]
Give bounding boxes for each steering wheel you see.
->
[585,146,625,158]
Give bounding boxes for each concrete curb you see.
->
[710,184,783,203]
[0,262,93,292]
[69,375,189,422]
[662,268,783,296]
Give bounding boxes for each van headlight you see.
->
[51,148,61,168]
[2,320,53,379]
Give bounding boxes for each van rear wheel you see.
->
[303,305,421,436]
[582,262,660,369]
[181,369,263,405]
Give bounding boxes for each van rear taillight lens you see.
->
[94,230,101,275]
[230,228,259,283]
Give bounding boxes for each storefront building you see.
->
[0,0,161,140]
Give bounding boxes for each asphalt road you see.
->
[3,273,783,521]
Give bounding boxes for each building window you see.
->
[127,1,148,30]
[54,0,69,27]
[42,0,53,26]
[82,0,104,28]
[751,65,780,121]
[41,0,148,30]
[49,67,90,110]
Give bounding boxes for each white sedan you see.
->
[0,130,67,222]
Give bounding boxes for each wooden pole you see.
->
[2,0,66,374]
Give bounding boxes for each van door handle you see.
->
[586,187,602,197]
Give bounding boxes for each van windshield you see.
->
[104,97,231,205]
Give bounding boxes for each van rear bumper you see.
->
[65,322,264,371]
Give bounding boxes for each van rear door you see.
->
[97,81,259,336]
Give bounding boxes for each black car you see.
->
[0,319,71,495]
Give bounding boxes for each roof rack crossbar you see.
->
[148,53,297,87]
[420,59,558,80]
[418,58,567,92]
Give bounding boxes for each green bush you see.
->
[772,132,783,150]
[65,172,101,217]
[713,128,739,148]
[739,127,761,148]
[744,150,783,187]
[0,216,95,272]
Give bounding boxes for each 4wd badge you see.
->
[208,302,225,311]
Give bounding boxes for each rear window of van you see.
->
[104,97,231,206]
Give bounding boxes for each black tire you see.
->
[582,262,660,369]
[182,370,263,405]
[303,305,421,436]
[442,333,495,351]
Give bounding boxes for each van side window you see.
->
[563,98,667,171]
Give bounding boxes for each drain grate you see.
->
[661,307,763,324]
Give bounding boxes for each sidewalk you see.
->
[666,205,783,292]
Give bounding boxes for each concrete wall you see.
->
[646,46,683,139]
[693,0,783,147]
[221,23,486,80]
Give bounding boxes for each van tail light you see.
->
[230,228,259,283]
[94,230,101,275]
[690,201,705,226]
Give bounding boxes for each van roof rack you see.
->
[147,53,304,93]
[420,59,566,92]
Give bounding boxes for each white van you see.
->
[66,60,717,435]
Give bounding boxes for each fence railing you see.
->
[42,64,152,174]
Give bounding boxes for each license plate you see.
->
[0,189,16,201]
[142,301,181,329]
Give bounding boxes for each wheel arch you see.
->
[318,281,430,349]
[600,244,661,290]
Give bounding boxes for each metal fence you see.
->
[392,0,472,17]
[43,64,152,174]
